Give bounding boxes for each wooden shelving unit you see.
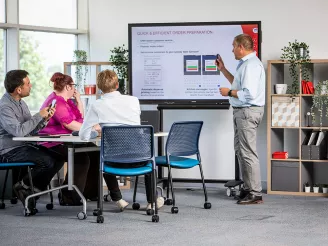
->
[267,59,328,196]
[63,61,131,190]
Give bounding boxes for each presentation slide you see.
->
[129,23,259,102]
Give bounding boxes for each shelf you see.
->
[268,59,328,196]
[80,94,102,96]
[301,160,328,162]
[64,62,113,66]
[268,59,328,64]
[271,94,300,97]
[268,190,328,196]
[271,126,299,129]
[301,127,328,130]
[301,94,328,97]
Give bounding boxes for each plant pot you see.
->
[298,47,307,58]
[313,186,319,193]
[305,186,311,193]
[275,84,287,94]
[322,187,328,193]
[84,85,96,95]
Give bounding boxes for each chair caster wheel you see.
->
[171,206,178,214]
[152,215,159,222]
[77,211,87,220]
[132,203,140,210]
[46,204,53,210]
[146,209,154,215]
[97,215,104,223]
[103,195,110,202]
[204,202,211,209]
[165,199,173,205]
[0,203,5,209]
[10,198,18,204]
[226,187,236,197]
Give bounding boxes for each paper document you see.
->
[316,132,326,146]
[308,131,318,145]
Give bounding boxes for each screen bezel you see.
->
[128,21,262,105]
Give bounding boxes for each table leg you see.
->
[67,146,87,216]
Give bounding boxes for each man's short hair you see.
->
[234,34,254,51]
[97,70,118,93]
[4,70,29,93]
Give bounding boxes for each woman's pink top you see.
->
[39,92,83,148]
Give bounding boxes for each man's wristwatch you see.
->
[228,90,232,97]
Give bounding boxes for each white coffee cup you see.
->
[275,84,287,94]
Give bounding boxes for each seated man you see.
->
[0,70,65,209]
[79,69,164,210]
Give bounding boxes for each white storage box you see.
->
[272,97,299,127]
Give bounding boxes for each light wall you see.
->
[88,0,328,184]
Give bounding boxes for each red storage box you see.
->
[272,151,288,159]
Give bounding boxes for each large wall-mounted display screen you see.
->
[128,21,261,105]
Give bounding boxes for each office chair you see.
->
[95,125,159,223]
[156,121,211,214]
[0,162,54,215]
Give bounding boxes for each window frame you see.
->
[0,0,89,113]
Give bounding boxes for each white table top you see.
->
[13,132,168,142]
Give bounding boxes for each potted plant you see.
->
[311,80,328,127]
[109,44,129,94]
[304,182,310,193]
[72,50,91,94]
[322,184,328,194]
[281,40,311,97]
[313,183,319,193]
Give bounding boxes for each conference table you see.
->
[13,132,168,219]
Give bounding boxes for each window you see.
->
[0,0,4,23]
[0,29,4,95]
[20,31,76,112]
[19,0,77,28]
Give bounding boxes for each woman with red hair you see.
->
[39,72,128,210]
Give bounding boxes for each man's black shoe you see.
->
[237,193,263,205]
[13,182,36,210]
[58,192,82,206]
[234,189,250,201]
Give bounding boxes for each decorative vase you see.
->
[322,187,328,193]
[305,186,311,193]
[313,186,319,193]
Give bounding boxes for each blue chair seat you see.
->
[103,163,153,176]
[0,162,35,168]
[156,156,199,169]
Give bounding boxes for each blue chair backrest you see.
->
[100,125,154,166]
[166,121,203,157]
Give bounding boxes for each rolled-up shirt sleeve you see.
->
[79,103,99,140]
[237,63,263,103]
[0,106,43,137]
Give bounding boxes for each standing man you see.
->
[0,70,64,209]
[216,34,265,205]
